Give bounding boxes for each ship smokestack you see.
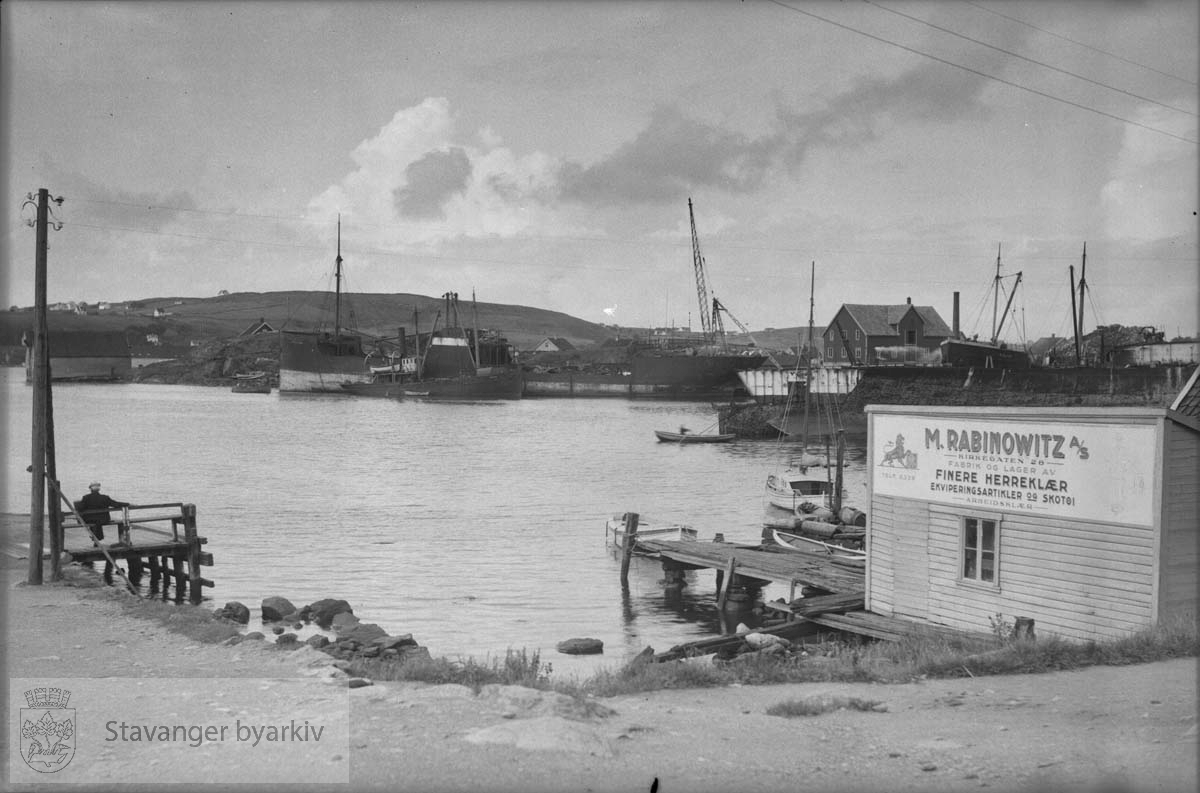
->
[953,291,960,338]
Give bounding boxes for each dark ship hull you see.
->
[278,330,380,393]
[523,351,764,399]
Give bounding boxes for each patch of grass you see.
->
[766,695,883,718]
[346,648,555,693]
[113,595,243,644]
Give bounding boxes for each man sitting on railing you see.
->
[78,481,131,586]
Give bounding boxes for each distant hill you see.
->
[1,291,617,353]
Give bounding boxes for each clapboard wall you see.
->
[865,407,1197,642]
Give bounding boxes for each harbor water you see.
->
[3,368,869,677]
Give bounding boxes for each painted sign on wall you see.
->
[872,414,1157,527]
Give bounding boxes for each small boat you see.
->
[765,464,837,514]
[654,429,736,443]
[605,513,699,551]
[232,371,271,394]
[340,292,523,400]
[772,529,865,561]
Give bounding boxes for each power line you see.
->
[762,0,1197,144]
[964,0,1198,87]
[864,0,1197,118]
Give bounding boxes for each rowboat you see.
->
[772,529,865,561]
[654,429,736,443]
[231,371,271,394]
[606,513,698,551]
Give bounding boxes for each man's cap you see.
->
[89,481,101,488]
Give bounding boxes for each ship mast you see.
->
[803,261,814,453]
[990,243,1001,342]
[334,215,343,341]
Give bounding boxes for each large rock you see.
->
[330,612,361,633]
[307,599,353,629]
[339,622,388,644]
[261,596,297,622]
[556,637,604,655]
[216,602,250,624]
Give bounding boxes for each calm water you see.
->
[3,368,869,676]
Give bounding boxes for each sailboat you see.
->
[341,291,523,400]
[278,218,385,393]
[940,244,1032,369]
[763,263,866,544]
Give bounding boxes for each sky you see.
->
[3,0,1197,343]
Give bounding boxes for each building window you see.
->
[961,515,999,584]
[905,329,916,345]
[827,346,834,358]
[855,328,860,341]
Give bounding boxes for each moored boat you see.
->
[772,529,866,565]
[231,371,272,394]
[654,428,736,443]
[605,513,699,551]
[341,291,523,400]
[278,219,386,393]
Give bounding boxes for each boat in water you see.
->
[940,244,1031,369]
[522,199,766,399]
[278,219,386,393]
[341,291,523,400]
[763,262,868,541]
[231,371,272,394]
[654,428,736,443]
[605,512,698,551]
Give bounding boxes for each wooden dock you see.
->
[61,502,213,604]
[632,535,996,656]
[634,538,865,595]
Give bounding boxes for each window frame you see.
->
[959,512,1001,588]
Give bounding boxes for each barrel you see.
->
[799,519,840,538]
[838,507,868,527]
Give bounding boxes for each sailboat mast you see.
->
[334,216,343,341]
[990,243,1001,343]
[803,261,814,451]
[1077,242,1088,344]
[472,289,480,369]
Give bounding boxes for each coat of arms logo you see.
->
[19,687,75,772]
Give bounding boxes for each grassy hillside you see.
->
[1,291,616,352]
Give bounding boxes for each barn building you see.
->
[864,372,1199,641]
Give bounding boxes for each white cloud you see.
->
[1100,108,1198,242]
[306,98,567,246]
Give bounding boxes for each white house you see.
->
[864,376,1199,642]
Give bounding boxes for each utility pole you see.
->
[27,189,50,584]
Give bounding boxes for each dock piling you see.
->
[619,512,639,587]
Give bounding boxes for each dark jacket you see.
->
[78,492,129,535]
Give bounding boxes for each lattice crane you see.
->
[689,198,714,343]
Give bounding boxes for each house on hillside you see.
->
[863,369,1200,642]
[533,337,575,353]
[24,330,132,382]
[239,318,277,337]
[823,299,951,366]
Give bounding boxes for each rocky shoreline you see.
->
[212,595,433,671]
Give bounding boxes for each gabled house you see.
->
[533,337,575,353]
[823,299,952,366]
[239,318,277,337]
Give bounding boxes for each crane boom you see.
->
[712,297,781,369]
[688,198,713,342]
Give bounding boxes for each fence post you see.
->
[183,504,202,605]
[619,512,639,587]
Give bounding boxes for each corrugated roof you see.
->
[840,304,952,336]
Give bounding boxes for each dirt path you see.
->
[3,535,1196,792]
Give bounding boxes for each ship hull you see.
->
[343,368,524,400]
[278,330,377,393]
[940,338,1031,369]
[523,352,763,399]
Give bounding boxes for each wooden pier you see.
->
[632,535,995,657]
[61,501,213,604]
[634,537,865,598]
